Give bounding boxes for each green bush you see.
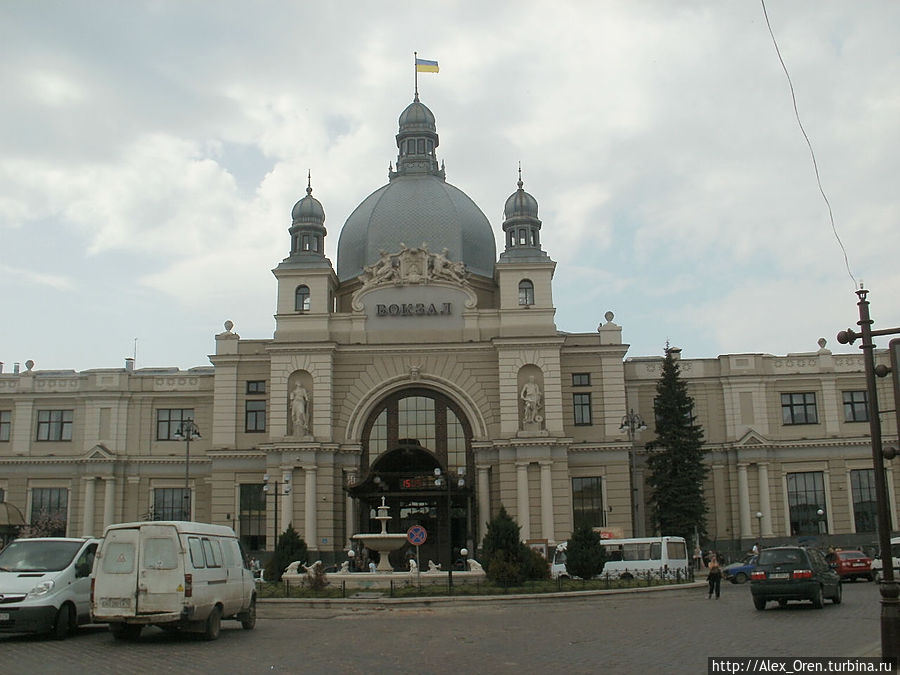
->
[264,523,308,582]
[565,522,606,580]
[480,505,549,583]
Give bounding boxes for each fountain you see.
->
[352,496,408,571]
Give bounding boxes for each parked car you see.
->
[750,546,841,610]
[0,537,100,639]
[723,554,757,584]
[870,537,900,582]
[826,549,874,582]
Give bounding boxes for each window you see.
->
[573,393,592,425]
[246,380,266,394]
[781,393,818,425]
[295,285,310,311]
[302,234,310,251]
[850,469,877,533]
[572,373,590,387]
[239,484,266,551]
[0,410,10,441]
[572,477,605,528]
[142,538,177,570]
[518,279,534,306]
[398,396,436,448]
[188,537,206,568]
[245,400,266,432]
[156,409,195,441]
[843,391,868,422]
[518,228,527,245]
[0,487,5,503]
[30,487,68,536]
[786,471,826,536]
[36,410,73,441]
[153,487,190,521]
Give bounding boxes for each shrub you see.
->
[265,523,308,582]
[565,522,606,580]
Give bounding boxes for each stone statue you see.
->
[284,560,303,575]
[290,382,310,434]
[338,560,350,574]
[467,559,484,573]
[520,376,542,424]
[408,558,418,575]
[426,560,442,573]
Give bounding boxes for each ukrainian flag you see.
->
[415,58,439,73]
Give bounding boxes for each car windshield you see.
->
[0,540,83,572]
[759,549,803,566]
[838,551,866,560]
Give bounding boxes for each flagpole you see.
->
[414,51,418,97]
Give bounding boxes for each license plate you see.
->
[770,573,789,579]
[0,613,9,621]
[851,563,864,567]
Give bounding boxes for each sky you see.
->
[1,1,898,373]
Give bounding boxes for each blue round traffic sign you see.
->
[407,525,427,546]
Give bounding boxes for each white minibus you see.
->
[551,535,690,580]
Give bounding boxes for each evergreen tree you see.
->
[645,346,708,543]
[264,523,308,582]
[565,522,607,580]
[481,505,534,584]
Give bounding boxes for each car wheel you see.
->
[110,623,142,640]
[778,599,788,608]
[811,585,824,609]
[734,572,748,584]
[832,583,842,604]
[239,597,257,630]
[867,574,875,582]
[52,603,73,640]
[203,605,222,641]
[753,596,766,610]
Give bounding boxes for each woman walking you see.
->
[707,552,722,599]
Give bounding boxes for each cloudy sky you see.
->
[2,1,898,372]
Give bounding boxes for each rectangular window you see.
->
[246,381,266,394]
[781,393,818,425]
[239,484,266,551]
[152,487,190,521]
[245,400,266,432]
[573,393,592,425]
[36,410,73,441]
[842,391,868,422]
[201,538,222,568]
[188,537,206,568]
[850,469,877,533]
[142,537,178,570]
[572,477,605,528]
[156,409,195,441]
[786,471,826,536]
[572,373,590,387]
[0,410,10,441]
[30,487,68,535]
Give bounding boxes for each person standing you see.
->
[707,552,722,599]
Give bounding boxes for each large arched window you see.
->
[295,285,311,311]
[518,279,534,306]
[362,389,472,475]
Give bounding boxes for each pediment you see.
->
[735,430,769,447]
[84,444,115,460]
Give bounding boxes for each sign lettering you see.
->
[376,302,452,317]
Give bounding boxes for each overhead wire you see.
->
[759,0,858,289]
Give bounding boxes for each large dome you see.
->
[336,96,496,281]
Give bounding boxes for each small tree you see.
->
[265,523,308,582]
[481,505,532,584]
[565,522,607,580]
[646,346,708,543]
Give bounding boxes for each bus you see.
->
[550,536,690,580]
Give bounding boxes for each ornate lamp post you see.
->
[434,467,464,591]
[172,418,200,520]
[755,511,763,547]
[620,409,647,537]
[263,473,291,551]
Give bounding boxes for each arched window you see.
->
[295,285,311,312]
[518,279,534,306]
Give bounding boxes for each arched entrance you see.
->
[348,388,475,570]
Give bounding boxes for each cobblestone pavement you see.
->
[0,581,884,674]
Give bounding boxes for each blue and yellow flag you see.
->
[415,58,439,73]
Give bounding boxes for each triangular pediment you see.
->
[735,430,769,447]
[84,444,115,460]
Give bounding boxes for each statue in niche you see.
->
[290,382,310,435]
[520,376,543,425]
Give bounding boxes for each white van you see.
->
[871,536,900,581]
[91,521,256,640]
[551,536,690,580]
[0,537,100,639]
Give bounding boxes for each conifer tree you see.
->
[645,346,708,543]
[264,523,308,582]
[565,521,607,580]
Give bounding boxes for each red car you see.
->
[826,549,874,582]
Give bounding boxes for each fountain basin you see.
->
[352,533,408,571]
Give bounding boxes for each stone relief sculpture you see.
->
[520,376,543,425]
[290,382,310,435]
[355,244,468,293]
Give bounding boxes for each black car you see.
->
[750,546,841,610]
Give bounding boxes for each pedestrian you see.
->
[693,545,703,570]
[707,552,722,599]
[752,541,759,556]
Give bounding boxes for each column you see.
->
[539,461,554,542]
[281,469,295,536]
[757,463,773,537]
[81,477,96,537]
[737,463,752,539]
[344,470,357,549]
[516,462,531,541]
[476,465,491,545]
[103,477,116,529]
[304,466,317,548]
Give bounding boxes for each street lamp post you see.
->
[837,287,900,661]
[755,511,763,547]
[620,409,647,537]
[434,467,464,591]
[263,473,291,552]
[173,418,201,520]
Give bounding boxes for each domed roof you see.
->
[336,96,497,281]
[336,174,496,281]
[504,177,539,220]
[291,184,325,225]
